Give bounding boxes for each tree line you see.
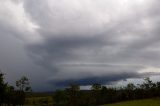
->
[53,78,160,106]
[1,70,160,106]
[0,71,31,106]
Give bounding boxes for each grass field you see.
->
[25,97,160,106]
[25,96,53,106]
[100,98,160,106]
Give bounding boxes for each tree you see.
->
[100,86,108,104]
[15,76,31,106]
[67,84,80,106]
[156,82,160,96]
[0,71,7,106]
[91,83,102,91]
[16,76,31,92]
[91,83,102,105]
[126,83,136,99]
[141,77,153,90]
[4,85,15,106]
[53,90,68,106]
[126,83,136,91]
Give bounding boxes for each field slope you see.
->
[100,98,160,106]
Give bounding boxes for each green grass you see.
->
[25,96,53,106]
[25,97,160,106]
[100,98,160,106]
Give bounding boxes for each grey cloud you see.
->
[23,0,160,88]
[26,35,107,72]
[49,72,140,87]
[1,0,160,90]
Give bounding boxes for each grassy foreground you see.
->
[100,98,160,106]
[25,96,53,106]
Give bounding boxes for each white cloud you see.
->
[139,67,160,74]
[0,0,41,43]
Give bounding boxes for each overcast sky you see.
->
[1,0,160,91]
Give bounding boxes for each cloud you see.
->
[22,0,160,87]
[49,72,140,87]
[1,0,160,90]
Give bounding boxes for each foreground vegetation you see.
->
[25,96,53,106]
[52,78,160,106]
[100,98,160,106]
[0,71,31,106]
[1,71,160,106]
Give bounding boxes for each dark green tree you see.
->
[16,76,31,92]
[0,71,7,106]
[142,77,154,90]
[15,76,32,106]
[53,90,68,106]
[125,83,136,99]
[91,83,102,105]
[67,84,80,106]
[91,83,102,91]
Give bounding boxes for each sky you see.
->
[0,0,160,91]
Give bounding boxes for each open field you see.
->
[25,96,53,106]
[100,98,160,106]
[25,97,160,106]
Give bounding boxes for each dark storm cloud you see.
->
[46,64,148,88]
[49,72,139,87]
[23,0,160,87]
[1,0,160,90]
[26,34,112,72]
